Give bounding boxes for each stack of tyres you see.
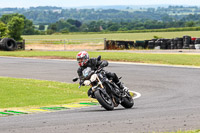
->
[151,39,157,42]
[172,38,181,49]
[160,39,170,49]
[176,38,183,49]
[191,37,196,44]
[189,37,196,49]
[144,40,151,49]
[155,40,161,49]
[126,41,134,49]
[170,39,176,49]
[160,41,166,49]
[135,41,145,49]
[167,39,172,49]
[116,41,126,49]
[148,41,155,49]
[183,36,191,49]
[0,38,17,51]
[195,38,200,49]
[106,40,119,50]
[189,44,195,49]
[167,39,171,49]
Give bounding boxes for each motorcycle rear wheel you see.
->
[94,90,114,111]
[121,92,134,108]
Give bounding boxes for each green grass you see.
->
[0,51,200,67]
[22,31,200,41]
[0,77,89,108]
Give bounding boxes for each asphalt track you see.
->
[0,57,200,133]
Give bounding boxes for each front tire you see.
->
[94,90,114,111]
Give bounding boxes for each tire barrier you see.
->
[0,38,25,51]
[105,35,200,50]
[0,38,17,51]
[194,38,200,49]
[148,41,155,49]
[105,40,134,50]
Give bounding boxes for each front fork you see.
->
[91,75,104,92]
[91,76,113,101]
[97,77,120,107]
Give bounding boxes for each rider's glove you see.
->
[99,64,104,69]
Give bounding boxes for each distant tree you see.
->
[46,29,55,35]
[48,23,57,32]
[39,24,45,30]
[23,19,35,35]
[0,21,8,38]
[55,20,71,31]
[67,19,82,27]
[87,21,100,32]
[107,24,119,31]
[185,21,195,27]
[79,24,89,32]
[68,25,79,32]
[60,28,69,33]
[0,13,36,35]
[118,27,128,31]
[0,13,25,24]
[147,8,155,12]
[7,16,24,41]
[161,15,173,22]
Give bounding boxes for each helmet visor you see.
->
[77,58,84,63]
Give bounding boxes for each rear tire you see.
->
[94,90,114,111]
[121,92,134,108]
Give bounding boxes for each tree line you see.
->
[0,13,200,39]
[1,5,200,39]
[0,13,40,40]
[1,6,200,24]
[46,19,199,34]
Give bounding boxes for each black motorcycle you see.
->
[73,65,134,111]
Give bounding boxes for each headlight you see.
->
[84,80,91,86]
[90,74,97,82]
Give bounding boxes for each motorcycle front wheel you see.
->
[94,90,114,111]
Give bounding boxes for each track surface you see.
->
[0,57,200,133]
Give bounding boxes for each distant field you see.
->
[22,31,200,41]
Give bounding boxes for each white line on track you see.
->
[129,91,142,100]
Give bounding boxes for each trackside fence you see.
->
[25,38,105,50]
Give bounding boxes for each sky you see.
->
[0,0,200,8]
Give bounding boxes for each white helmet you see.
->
[76,51,89,67]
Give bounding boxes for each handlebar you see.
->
[95,67,103,74]
[73,67,104,89]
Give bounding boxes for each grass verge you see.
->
[0,77,89,108]
[1,51,200,66]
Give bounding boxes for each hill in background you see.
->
[0,5,200,24]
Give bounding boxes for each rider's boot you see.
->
[116,81,129,92]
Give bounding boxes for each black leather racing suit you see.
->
[77,57,121,97]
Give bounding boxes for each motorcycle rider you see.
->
[76,51,128,97]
